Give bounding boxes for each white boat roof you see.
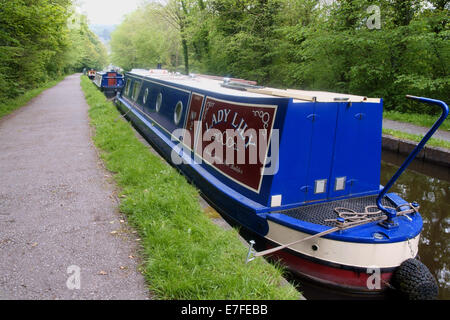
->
[128,69,380,103]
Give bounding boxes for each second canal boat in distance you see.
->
[94,70,125,98]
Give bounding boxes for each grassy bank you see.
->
[80,76,299,300]
[0,76,66,119]
[383,129,450,150]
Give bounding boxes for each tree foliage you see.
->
[111,0,449,114]
[0,0,107,100]
[65,13,108,73]
[109,2,181,72]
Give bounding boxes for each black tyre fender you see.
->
[391,258,438,300]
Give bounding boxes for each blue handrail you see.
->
[377,95,449,225]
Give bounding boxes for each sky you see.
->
[77,0,146,25]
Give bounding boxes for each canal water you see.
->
[296,151,449,300]
[380,151,449,300]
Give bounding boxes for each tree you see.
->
[0,0,107,101]
[110,2,181,71]
[0,0,71,97]
[108,0,449,114]
[159,0,199,74]
[204,0,282,82]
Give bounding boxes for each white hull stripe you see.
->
[266,220,419,269]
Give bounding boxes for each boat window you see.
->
[132,81,142,101]
[143,88,149,104]
[125,79,131,96]
[174,101,183,125]
[156,93,162,112]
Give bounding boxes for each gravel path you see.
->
[0,74,150,300]
[383,119,450,142]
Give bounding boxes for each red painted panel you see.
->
[183,93,204,150]
[107,72,117,86]
[197,97,277,192]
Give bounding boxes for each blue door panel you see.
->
[351,102,382,195]
[328,102,362,199]
[274,102,315,205]
[305,103,339,202]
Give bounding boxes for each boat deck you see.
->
[273,195,395,227]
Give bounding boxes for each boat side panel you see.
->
[115,97,270,235]
[268,100,315,206]
[197,96,278,193]
[136,80,191,135]
[122,73,291,207]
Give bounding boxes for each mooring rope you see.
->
[115,108,132,122]
[246,203,419,262]
[325,203,419,228]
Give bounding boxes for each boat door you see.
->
[304,101,382,202]
[328,101,382,197]
[303,102,339,203]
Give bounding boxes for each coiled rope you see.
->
[246,203,420,262]
[325,203,419,228]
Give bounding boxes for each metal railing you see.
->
[376,95,449,226]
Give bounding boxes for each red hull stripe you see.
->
[267,244,394,291]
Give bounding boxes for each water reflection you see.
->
[380,157,450,300]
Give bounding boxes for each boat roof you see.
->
[128,69,380,103]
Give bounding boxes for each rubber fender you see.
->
[391,258,438,300]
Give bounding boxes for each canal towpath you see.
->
[0,74,150,299]
[383,119,450,142]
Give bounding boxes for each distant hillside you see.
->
[89,24,117,44]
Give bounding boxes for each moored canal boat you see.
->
[93,70,125,98]
[87,69,96,80]
[114,69,445,299]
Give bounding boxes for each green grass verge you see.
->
[0,76,67,119]
[80,75,300,300]
[383,128,450,150]
[383,110,450,132]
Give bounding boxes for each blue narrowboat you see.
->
[94,70,125,98]
[114,69,445,298]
